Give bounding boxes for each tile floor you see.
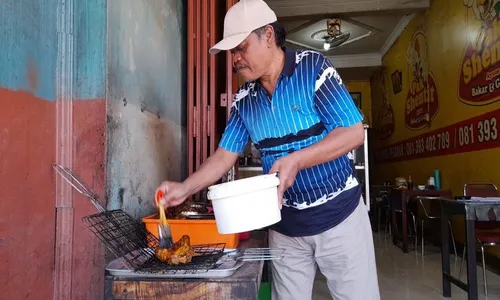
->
[312,231,500,300]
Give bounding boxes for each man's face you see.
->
[231,31,273,82]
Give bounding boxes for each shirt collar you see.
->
[281,47,296,77]
[253,47,296,91]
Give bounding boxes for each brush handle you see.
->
[156,189,170,225]
[158,203,169,226]
[156,189,166,206]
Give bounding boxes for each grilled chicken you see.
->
[155,235,197,264]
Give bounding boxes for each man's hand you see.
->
[152,147,240,209]
[269,154,300,209]
[155,181,190,208]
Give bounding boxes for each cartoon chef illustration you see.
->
[406,36,429,93]
[464,0,500,51]
[404,28,439,129]
[375,69,395,140]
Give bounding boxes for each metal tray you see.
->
[106,250,245,279]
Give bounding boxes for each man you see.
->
[155,0,380,299]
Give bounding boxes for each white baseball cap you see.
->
[209,0,277,55]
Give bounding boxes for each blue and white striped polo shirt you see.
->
[219,48,363,237]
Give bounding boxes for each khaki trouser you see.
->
[269,197,380,300]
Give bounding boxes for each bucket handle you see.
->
[271,172,280,181]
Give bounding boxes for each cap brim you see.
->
[209,32,251,55]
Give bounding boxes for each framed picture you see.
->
[391,70,402,94]
[350,92,361,109]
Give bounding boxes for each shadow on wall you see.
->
[105,0,187,220]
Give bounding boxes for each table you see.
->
[439,197,500,300]
[390,189,452,253]
[105,231,268,300]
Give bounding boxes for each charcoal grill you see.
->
[53,164,226,273]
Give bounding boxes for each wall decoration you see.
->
[391,70,402,94]
[405,27,439,131]
[458,0,500,106]
[374,107,500,163]
[373,68,395,141]
[350,92,362,109]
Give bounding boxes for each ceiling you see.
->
[264,0,430,80]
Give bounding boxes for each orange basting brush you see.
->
[156,190,174,249]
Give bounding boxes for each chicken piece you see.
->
[155,235,197,265]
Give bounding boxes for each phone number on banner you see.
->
[375,108,500,163]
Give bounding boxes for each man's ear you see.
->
[266,25,275,47]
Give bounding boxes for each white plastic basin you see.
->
[207,173,281,234]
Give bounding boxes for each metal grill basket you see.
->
[53,164,226,273]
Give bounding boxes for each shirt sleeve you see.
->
[313,55,363,131]
[218,105,250,153]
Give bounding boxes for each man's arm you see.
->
[183,147,239,196]
[184,102,249,194]
[185,97,250,195]
[293,122,364,170]
[295,53,365,169]
[156,103,249,207]
[156,148,239,207]
[269,123,363,205]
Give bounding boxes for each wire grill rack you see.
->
[83,208,227,273]
[82,210,159,270]
[136,243,227,274]
[54,163,227,274]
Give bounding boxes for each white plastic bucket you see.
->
[207,173,281,234]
